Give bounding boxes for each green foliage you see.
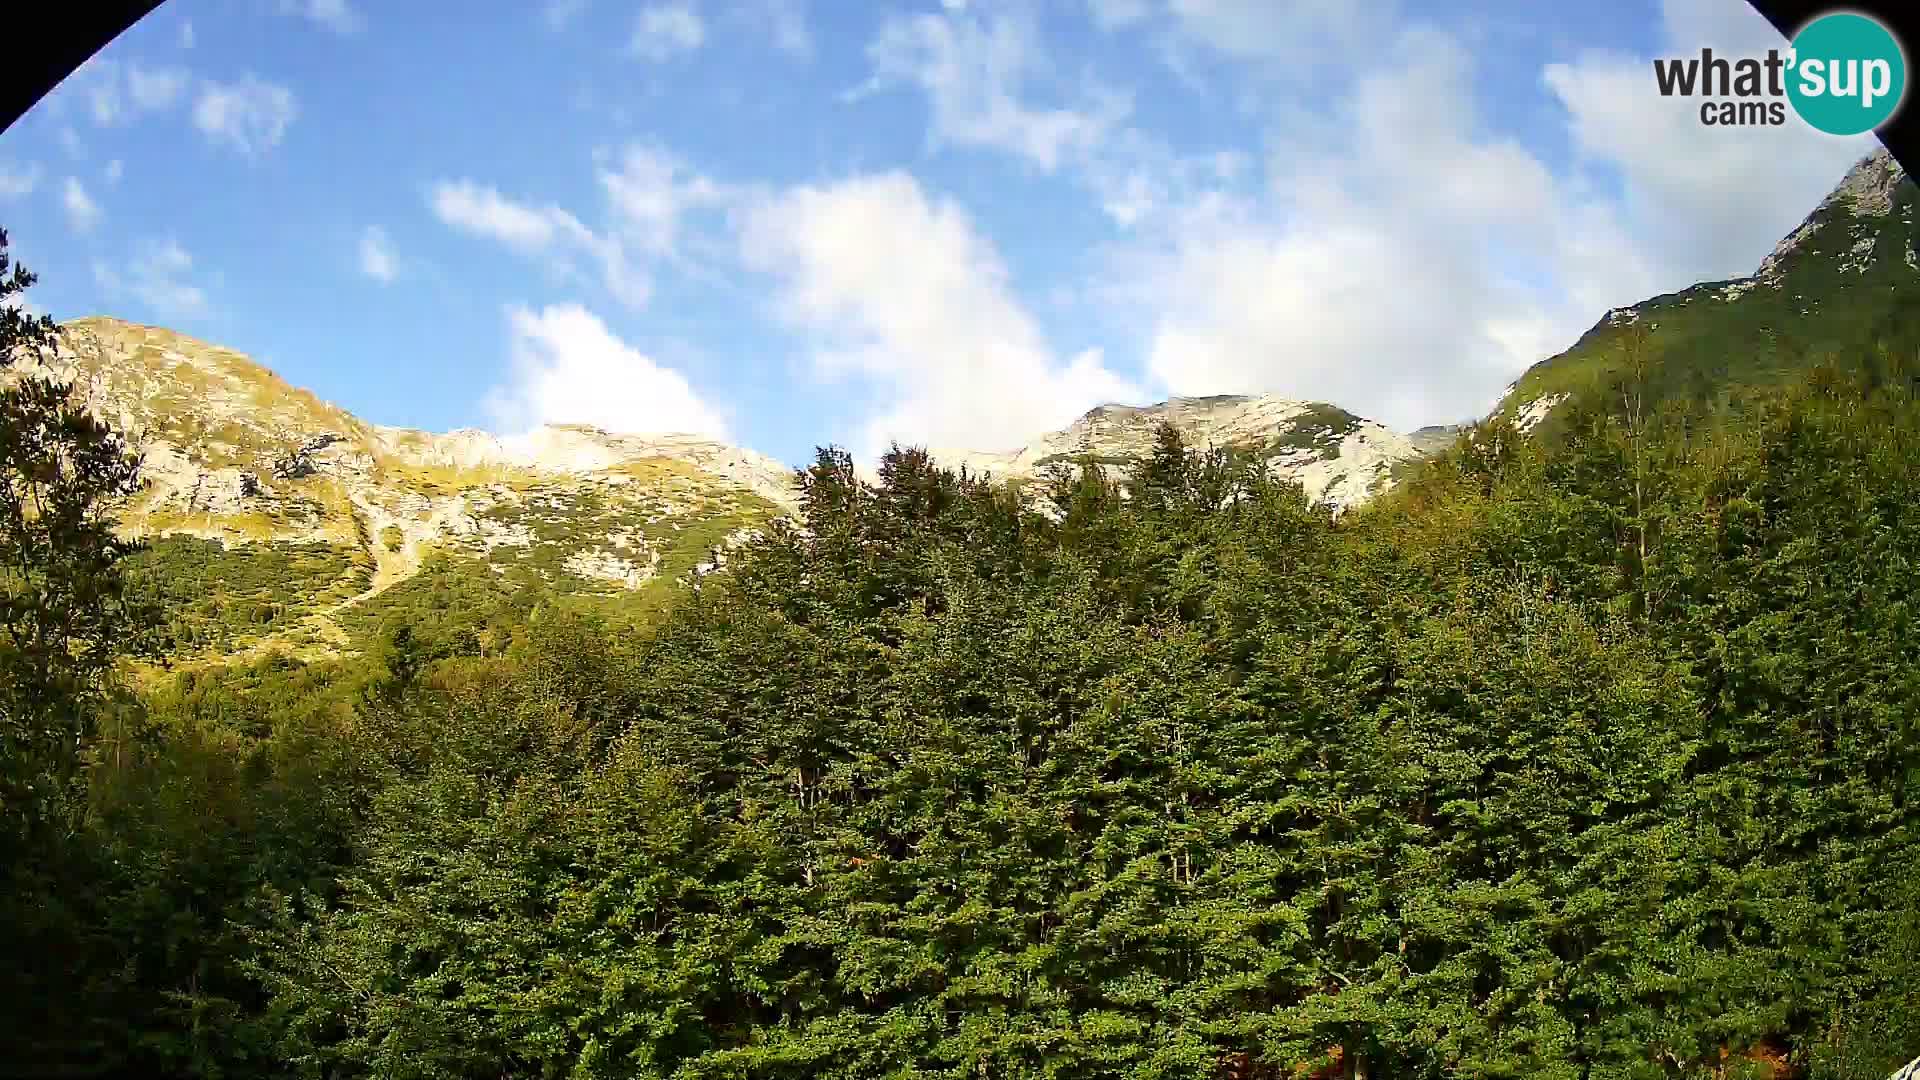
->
[1033,451,1135,469]
[0,231,148,830]
[205,381,1920,1076]
[1261,402,1363,456]
[126,536,368,654]
[10,227,1920,1077]
[1507,173,1920,438]
[340,550,541,661]
[0,232,155,1072]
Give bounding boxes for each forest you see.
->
[2,234,1918,1079]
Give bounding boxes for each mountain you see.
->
[934,149,1918,507]
[11,150,1910,664]
[8,316,798,663]
[933,394,1431,509]
[1495,146,1920,433]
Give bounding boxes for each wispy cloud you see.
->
[0,162,41,199]
[430,180,595,253]
[93,239,208,319]
[359,225,399,283]
[596,143,729,259]
[865,6,1130,172]
[544,0,588,30]
[127,64,191,111]
[736,0,811,59]
[193,75,298,157]
[76,60,191,126]
[429,147,732,310]
[630,2,705,59]
[62,176,103,232]
[429,178,652,307]
[275,0,365,35]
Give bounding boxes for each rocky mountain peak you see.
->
[1493,143,1918,436]
[933,392,1428,510]
[1757,144,1906,279]
[1823,145,1904,217]
[4,316,798,661]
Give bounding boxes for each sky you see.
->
[0,0,1882,466]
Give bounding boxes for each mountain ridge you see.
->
[1492,145,1918,432]
[7,146,1910,661]
[5,316,798,661]
[930,393,1427,509]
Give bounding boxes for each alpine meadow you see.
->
[3,57,1920,1080]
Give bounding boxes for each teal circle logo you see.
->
[1787,12,1907,135]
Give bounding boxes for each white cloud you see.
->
[759,0,813,58]
[1076,0,1879,434]
[276,0,364,34]
[1079,130,1249,229]
[1542,0,1874,284]
[1106,25,1647,431]
[593,247,653,309]
[430,180,592,252]
[1657,0,1793,54]
[487,303,728,438]
[93,240,208,318]
[854,5,1237,233]
[0,162,40,199]
[180,20,196,48]
[630,2,705,59]
[738,171,1141,458]
[127,64,190,111]
[544,0,588,30]
[58,128,84,159]
[62,177,103,233]
[430,151,735,309]
[73,60,190,125]
[429,179,652,307]
[867,8,1129,172]
[596,144,728,259]
[193,76,298,157]
[359,225,398,283]
[87,73,122,125]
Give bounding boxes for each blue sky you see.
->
[0,0,1880,465]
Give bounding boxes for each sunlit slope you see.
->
[1497,147,1920,434]
[934,394,1432,509]
[8,316,797,661]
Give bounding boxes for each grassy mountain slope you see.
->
[1497,147,1920,434]
[9,316,796,665]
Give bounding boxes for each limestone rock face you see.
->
[2,316,800,655]
[1758,146,1906,280]
[371,422,797,508]
[932,394,1432,510]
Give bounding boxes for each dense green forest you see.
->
[4,233,1920,1079]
